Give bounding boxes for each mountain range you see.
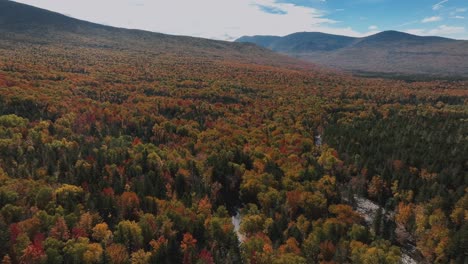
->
[0,0,311,71]
[237,31,468,79]
[3,0,466,80]
[0,2,466,264]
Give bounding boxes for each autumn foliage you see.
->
[0,8,466,263]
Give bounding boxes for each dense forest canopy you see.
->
[0,1,467,263]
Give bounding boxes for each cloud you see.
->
[405,25,465,38]
[405,29,426,35]
[422,16,442,23]
[256,4,288,15]
[432,0,448,10]
[449,7,466,17]
[368,25,378,30]
[14,0,380,40]
[428,25,464,35]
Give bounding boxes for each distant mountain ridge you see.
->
[0,0,316,71]
[237,31,468,79]
[237,32,356,53]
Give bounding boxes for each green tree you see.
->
[114,220,143,250]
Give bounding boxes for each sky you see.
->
[14,0,468,40]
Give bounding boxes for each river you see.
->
[231,133,419,262]
[232,211,245,243]
[353,195,419,264]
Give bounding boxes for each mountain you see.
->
[0,0,314,70]
[238,32,356,53]
[237,30,468,79]
[0,2,466,264]
[0,0,101,31]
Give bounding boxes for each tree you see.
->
[106,244,129,264]
[197,249,214,264]
[279,237,301,255]
[50,217,70,241]
[373,208,383,238]
[368,176,386,202]
[395,202,413,231]
[63,237,90,263]
[138,214,157,245]
[273,253,306,264]
[240,214,266,236]
[1,255,11,264]
[349,240,400,264]
[43,237,64,264]
[19,234,46,264]
[130,249,151,264]
[301,191,327,219]
[76,212,94,237]
[317,175,337,200]
[35,187,53,210]
[329,204,363,225]
[83,243,103,264]
[319,240,335,262]
[114,220,143,250]
[92,223,112,244]
[119,192,140,220]
[416,208,450,262]
[181,233,197,264]
[55,185,84,212]
[318,147,342,172]
[348,224,370,243]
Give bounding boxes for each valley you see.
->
[0,1,466,263]
[237,31,468,79]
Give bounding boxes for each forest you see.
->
[0,5,467,263]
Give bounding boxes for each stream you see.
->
[353,195,419,264]
[231,211,245,243]
[231,133,420,263]
[231,195,421,263]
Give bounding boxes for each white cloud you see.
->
[13,0,377,40]
[405,29,426,35]
[428,25,465,35]
[432,0,448,10]
[422,16,442,23]
[449,7,466,17]
[405,25,465,38]
[368,25,378,30]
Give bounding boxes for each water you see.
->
[231,211,245,242]
[353,195,419,264]
[315,134,322,146]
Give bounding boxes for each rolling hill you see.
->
[237,31,468,79]
[0,0,315,70]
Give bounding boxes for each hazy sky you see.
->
[14,0,468,40]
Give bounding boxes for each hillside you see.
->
[237,31,468,79]
[0,1,467,263]
[0,0,316,70]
